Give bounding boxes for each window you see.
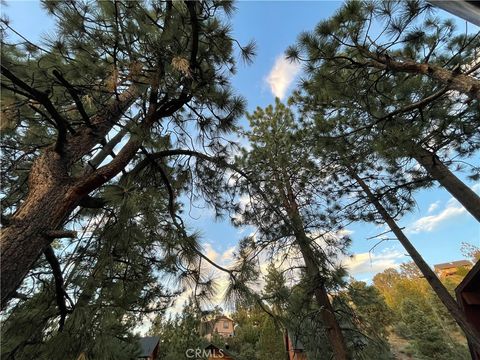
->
[223,321,229,329]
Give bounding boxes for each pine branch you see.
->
[138,146,236,277]
[78,195,107,209]
[52,70,92,127]
[1,65,73,153]
[43,245,72,332]
[44,230,77,238]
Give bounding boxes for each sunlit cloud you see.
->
[266,55,300,99]
[341,249,406,276]
[409,197,466,233]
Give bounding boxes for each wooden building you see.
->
[201,315,235,340]
[456,260,480,360]
[434,260,472,278]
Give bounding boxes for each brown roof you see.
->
[434,260,472,270]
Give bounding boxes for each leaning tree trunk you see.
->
[410,145,480,222]
[351,171,480,354]
[282,180,350,360]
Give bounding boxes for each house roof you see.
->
[434,260,472,270]
[205,343,235,358]
[138,336,160,358]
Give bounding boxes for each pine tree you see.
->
[282,1,480,349]
[150,300,204,360]
[373,266,471,359]
[287,0,480,222]
[1,166,209,359]
[229,99,353,359]
[0,0,255,308]
[257,316,285,360]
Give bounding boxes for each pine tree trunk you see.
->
[0,150,82,309]
[411,145,480,222]
[298,238,351,360]
[0,84,142,309]
[281,179,350,360]
[351,171,480,353]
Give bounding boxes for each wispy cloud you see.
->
[409,197,466,233]
[266,55,300,99]
[341,249,406,276]
[428,200,440,213]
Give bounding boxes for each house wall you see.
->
[212,318,234,337]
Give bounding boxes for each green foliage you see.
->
[1,0,254,357]
[374,266,470,359]
[150,301,204,360]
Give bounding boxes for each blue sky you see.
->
[2,1,479,291]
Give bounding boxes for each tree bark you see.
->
[0,150,80,309]
[351,171,480,354]
[411,145,480,222]
[0,84,142,309]
[365,52,480,101]
[280,179,350,360]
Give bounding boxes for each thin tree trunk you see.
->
[280,179,350,360]
[410,145,480,222]
[351,171,480,353]
[299,239,350,360]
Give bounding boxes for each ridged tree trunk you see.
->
[0,85,141,309]
[0,150,80,309]
[351,170,480,354]
[280,179,350,360]
[411,145,480,222]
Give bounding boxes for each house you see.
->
[201,315,235,340]
[137,336,160,360]
[285,328,308,360]
[433,260,472,278]
[204,343,236,360]
[456,260,480,360]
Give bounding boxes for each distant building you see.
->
[137,336,160,360]
[456,260,480,360]
[200,315,235,340]
[434,260,472,277]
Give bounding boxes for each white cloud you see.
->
[409,197,467,233]
[341,249,405,276]
[428,200,440,213]
[266,55,300,99]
